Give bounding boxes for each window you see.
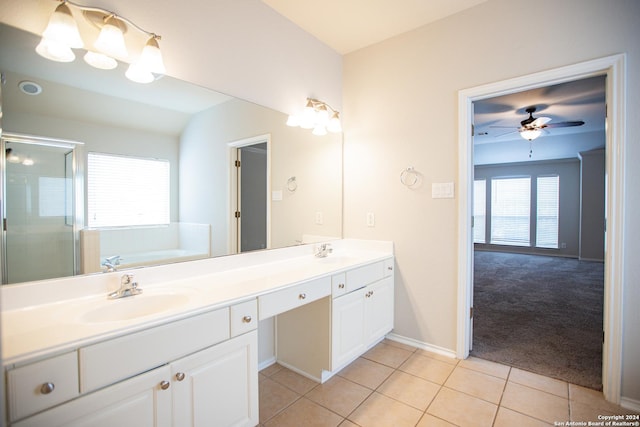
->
[536,176,560,248]
[87,153,170,228]
[473,179,486,243]
[490,177,531,246]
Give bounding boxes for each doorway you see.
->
[229,135,270,254]
[1,133,83,284]
[457,54,626,403]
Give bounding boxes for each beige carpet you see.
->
[471,251,604,390]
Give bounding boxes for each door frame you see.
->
[227,134,271,254]
[456,54,626,404]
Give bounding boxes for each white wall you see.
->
[579,149,605,261]
[0,0,343,117]
[343,0,640,403]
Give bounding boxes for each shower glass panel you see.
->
[2,136,82,284]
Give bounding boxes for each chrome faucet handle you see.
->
[108,274,142,299]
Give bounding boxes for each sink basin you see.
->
[316,255,359,264]
[80,292,191,323]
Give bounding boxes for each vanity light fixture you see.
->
[36,0,166,84]
[287,98,342,135]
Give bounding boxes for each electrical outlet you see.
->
[315,212,323,225]
[366,212,375,227]
[561,242,567,249]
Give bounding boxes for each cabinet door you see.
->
[331,287,366,370]
[13,366,172,427]
[172,330,258,427]
[364,276,394,346]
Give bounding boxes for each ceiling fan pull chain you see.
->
[529,141,533,158]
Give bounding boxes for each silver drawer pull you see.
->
[160,380,171,390]
[242,315,252,323]
[338,283,345,289]
[175,372,186,381]
[40,382,55,395]
[299,293,307,300]
[387,266,393,271]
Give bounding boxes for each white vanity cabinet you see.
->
[6,300,259,427]
[276,257,394,382]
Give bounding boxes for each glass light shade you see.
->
[42,2,84,49]
[138,37,166,75]
[327,114,342,133]
[316,105,330,126]
[312,125,327,136]
[94,19,128,60]
[125,62,154,84]
[36,38,76,62]
[286,114,299,127]
[84,51,118,70]
[299,102,316,129]
[22,157,35,166]
[520,128,542,141]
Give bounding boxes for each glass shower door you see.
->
[2,137,80,284]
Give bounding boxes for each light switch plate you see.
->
[366,212,375,227]
[432,182,455,199]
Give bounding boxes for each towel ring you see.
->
[400,167,419,187]
[287,176,298,192]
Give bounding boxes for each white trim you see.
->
[386,333,457,360]
[227,134,272,255]
[457,54,626,404]
[620,397,640,412]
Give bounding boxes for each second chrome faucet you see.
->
[108,274,143,299]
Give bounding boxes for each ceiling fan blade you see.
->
[544,120,585,128]
[493,129,518,138]
[489,125,519,129]
[531,116,551,127]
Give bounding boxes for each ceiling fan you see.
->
[493,106,585,141]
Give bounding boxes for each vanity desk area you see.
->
[1,239,394,427]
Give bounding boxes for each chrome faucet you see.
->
[103,255,121,272]
[108,274,142,299]
[315,243,333,258]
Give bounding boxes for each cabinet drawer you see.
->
[383,258,394,277]
[79,308,229,393]
[230,299,258,337]
[331,273,347,298]
[7,351,80,422]
[258,276,331,319]
[345,261,384,293]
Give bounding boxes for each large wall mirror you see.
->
[0,23,343,286]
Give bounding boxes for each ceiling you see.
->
[260,0,488,54]
[473,76,606,164]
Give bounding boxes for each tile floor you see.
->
[258,339,638,426]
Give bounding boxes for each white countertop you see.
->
[1,239,393,366]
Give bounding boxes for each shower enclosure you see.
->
[1,133,83,284]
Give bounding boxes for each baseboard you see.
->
[258,356,277,372]
[620,396,640,412]
[386,333,458,360]
[578,257,605,262]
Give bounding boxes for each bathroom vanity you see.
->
[1,239,394,426]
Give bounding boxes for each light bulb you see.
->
[327,112,342,133]
[286,114,299,127]
[520,128,541,141]
[312,125,327,136]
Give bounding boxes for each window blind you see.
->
[87,153,170,228]
[473,179,486,243]
[536,175,560,248]
[490,177,530,246]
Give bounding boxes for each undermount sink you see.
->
[316,255,359,264]
[80,292,191,323]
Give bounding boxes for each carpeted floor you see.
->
[471,250,604,390]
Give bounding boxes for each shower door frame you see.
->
[0,132,85,284]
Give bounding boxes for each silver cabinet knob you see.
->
[160,381,171,390]
[175,372,186,381]
[40,382,55,395]
[387,266,393,271]
[338,283,345,289]
[299,293,307,300]
[242,315,252,323]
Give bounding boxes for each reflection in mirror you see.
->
[0,23,343,285]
